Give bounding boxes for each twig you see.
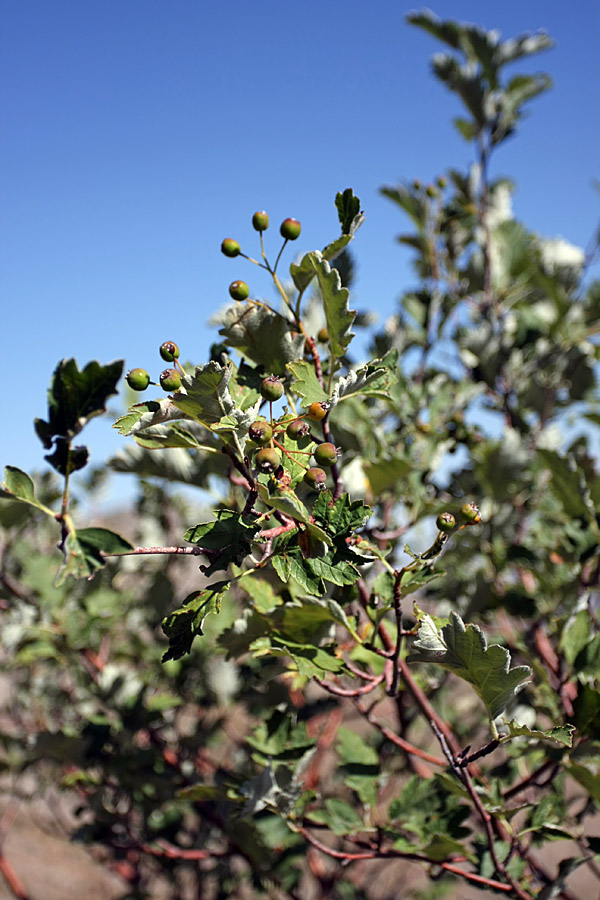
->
[357,702,445,767]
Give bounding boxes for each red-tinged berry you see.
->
[303,467,327,491]
[248,420,273,446]
[126,368,150,391]
[260,375,284,402]
[159,368,182,392]
[280,217,301,241]
[436,512,456,533]
[461,502,481,524]
[308,401,330,422]
[256,447,281,472]
[221,238,241,257]
[313,442,338,468]
[286,418,310,440]
[252,210,269,231]
[317,327,329,343]
[229,280,250,301]
[159,341,180,362]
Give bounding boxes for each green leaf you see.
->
[161,582,229,661]
[329,362,393,408]
[290,253,356,358]
[501,720,575,747]
[240,577,283,613]
[407,612,531,720]
[336,727,378,766]
[55,527,133,585]
[335,188,363,235]
[171,360,236,427]
[1,467,55,517]
[566,763,600,802]
[286,360,328,403]
[256,482,311,525]
[113,398,188,437]
[364,455,412,495]
[219,303,304,374]
[184,510,260,573]
[35,358,123,448]
[310,798,364,836]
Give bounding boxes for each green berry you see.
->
[229,280,250,301]
[159,368,182,392]
[260,375,284,402]
[436,512,456,533]
[286,419,310,440]
[308,401,329,422]
[303,467,328,492]
[248,420,273,446]
[252,210,269,231]
[437,175,448,190]
[412,178,422,191]
[256,447,281,472]
[313,442,338,468]
[126,368,150,391]
[426,184,438,198]
[221,238,241,258]
[461,502,481,524]
[159,341,180,362]
[317,327,329,343]
[280,217,301,241]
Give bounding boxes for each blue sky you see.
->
[2,1,599,493]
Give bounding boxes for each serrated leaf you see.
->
[219,302,304,374]
[35,358,123,448]
[364,455,413,495]
[171,361,235,427]
[329,363,391,408]
[256,482,311,524]
[501,720,575,747]
[335,188,363,235]
[310,798,364,836]
[286,360,328,402]
[55,527,133,585]
[161,582,229,661]
[407,612,531,720]
[1,467,55,517]
[113,398,188,437]
[184,510,260,573]
[290,252,355,358]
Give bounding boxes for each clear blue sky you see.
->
[2,1,599,490]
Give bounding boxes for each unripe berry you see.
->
[159,368,182,392]
[286,418,310,440]
[461,502,481,524]
[229,280,250,301]
[256,447,281,472]
[437,175,448,190]
[436,512,456,533]
[308,401,329,422]
[426,184,438,198]
[260,375,284,402]
[248,420,273,446]
[252,210,269,231]
[412,178,422,191]
[303,467,328,491]
[126,368,150,391]
[280,217,301,241]
[313,442,338,468]
[159,341,180,362]
[221,238,241,258]
[317,327,329,343]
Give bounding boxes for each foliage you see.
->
[1,11,599,900]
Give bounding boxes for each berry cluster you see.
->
[125,341,185,394]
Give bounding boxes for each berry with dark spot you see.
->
[248,420,273,446]
[317,327,329,343]
[303,467,328,491]
[256,447,281,472]
[436,512,456,533]
[286,419,310,440]
[159,368,182,392]
[159,341,180,362]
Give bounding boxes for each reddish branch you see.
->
[357,702,445,767]
[297,826,514,893]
